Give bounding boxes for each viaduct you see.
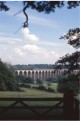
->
[15,69,79,83]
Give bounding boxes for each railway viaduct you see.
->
[15,69,79,83]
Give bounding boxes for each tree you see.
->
[36,79,43,85]
[60,28,80,49]
[47,76,59,83]
[0,59,19,91]
[55,28,80,95]
[16,75,34,84]
[0,1,80,28]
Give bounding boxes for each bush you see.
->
[25,84,31,88]
[47,76,59,83]
[32,85,56,93]
[57,74,80,95]
[32,84,47,91]
[36,79,43,85]
[38,85,47,91]
[47,87,55,92]
[19,83,31,88]
[47,82,51,87]
[16,75,34,84]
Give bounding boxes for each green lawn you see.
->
[0,87,63,98]
[30,82,58,92]
[0,87,63,106]
[43,82,58,92]
[0,87,79,107]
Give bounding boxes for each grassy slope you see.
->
[0,87,63,106]
[0,87,62,98]
[43,82,58,91]
[0,87,79,106]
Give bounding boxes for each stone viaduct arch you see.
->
[15,69,80,83]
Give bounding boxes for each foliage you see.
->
[0,1,80,27]
[0,79,7,91]
[36,79,43,85]
[16,75,34,84]
[19,83,31,88]
[14,64,54,70]
[47,76,59,83]
[55,51,80,71]
[57,74,79,95]
[1,1,80,12]
[47,82,51,87]
[32,83,55,93]
[55,28,80,95]
[47,87,55,93]
[0,59,19,91]
[60,28,80,49]
[38,85,47,91]
[0,2,9,11]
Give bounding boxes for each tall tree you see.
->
[0,59,19,91]
[55,28,80,94]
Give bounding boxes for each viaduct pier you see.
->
[15,69,79,82]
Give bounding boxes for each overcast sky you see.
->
[0,1,79,65]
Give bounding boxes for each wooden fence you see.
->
[0,91,79,120]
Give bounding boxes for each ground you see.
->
[0,87,79,120]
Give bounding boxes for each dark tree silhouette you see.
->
[0,1,9,11]
[55,28,80,94]
[0,1,80,27]
[55,28,80,72]
[60,28,80,49]
[55,51,80,72]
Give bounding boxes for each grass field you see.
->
[0,84,79,120]
[0,87,63,106]
[0,87,63,98]
[0,82,79,107]
[0,87,79,107]
[27,82,58,92]
[43,82,58,92]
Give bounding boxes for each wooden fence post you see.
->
[74,99,79,120]
[63,90,74,120]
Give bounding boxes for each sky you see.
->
[0,1,80,65]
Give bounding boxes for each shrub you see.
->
[25,84,31,88]
[16,76,34,84]
[47,87,55,92]
[57,74,80,95]
[36,79,43,85]
[38,85,47,91]
[19,83,31,88]
[47,82,51,87]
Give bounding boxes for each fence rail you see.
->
[0,94,79,120]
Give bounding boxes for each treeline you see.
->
[13,64,69,70]
[14,64,54,70]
